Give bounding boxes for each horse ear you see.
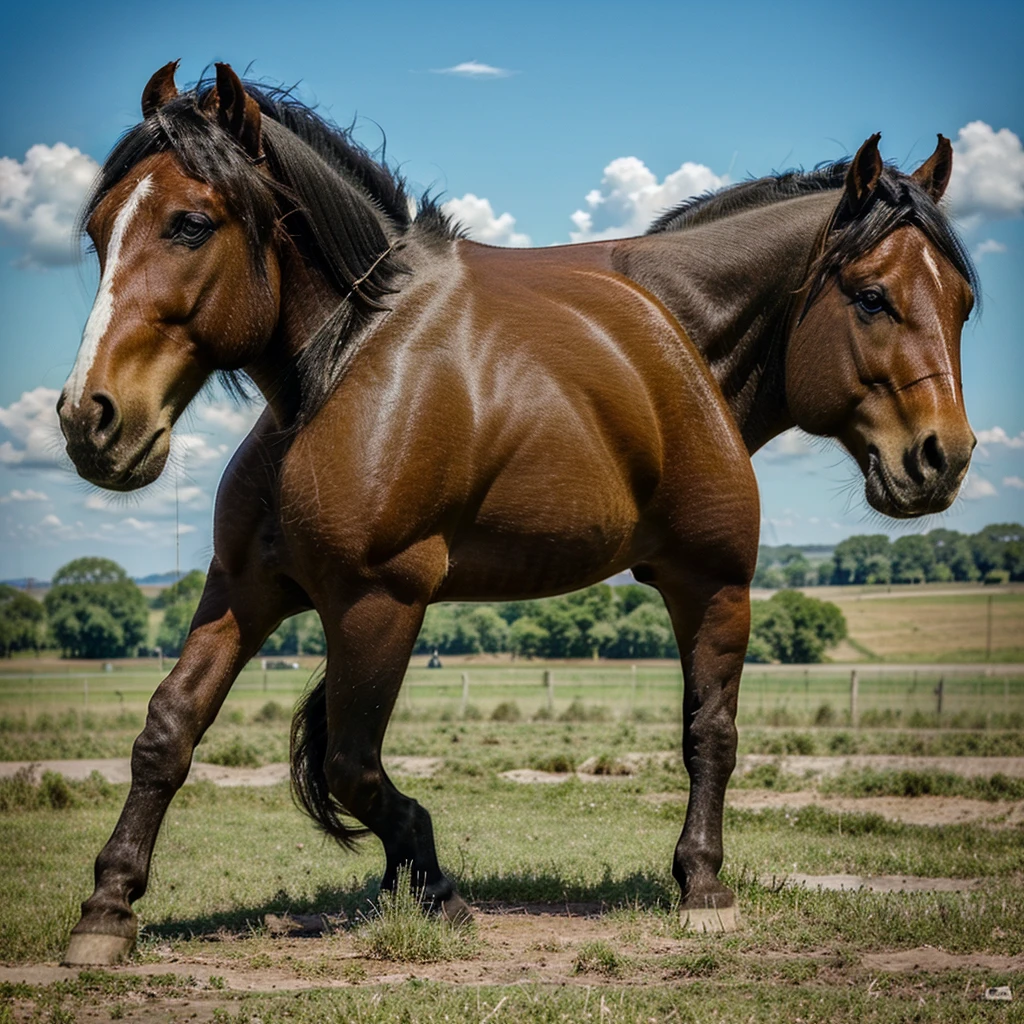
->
[209,62,263,160]
[142,60,179,118]
[911,134,953,202]
[845,133,883,210]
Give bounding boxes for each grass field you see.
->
[820,584,1024,663]
[1,584,1023,1022]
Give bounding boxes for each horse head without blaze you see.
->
[58,61,978,966]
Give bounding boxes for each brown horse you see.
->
[58,62,977,965]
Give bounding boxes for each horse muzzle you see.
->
[57,390,170,491]
[864,433,973,519]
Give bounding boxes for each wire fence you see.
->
[1,662,1022,729]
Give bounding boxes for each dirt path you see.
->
[0,755,442,787]
[4,908,1023,994]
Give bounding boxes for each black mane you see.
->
[83,78,458,420]
[649,161,979,311]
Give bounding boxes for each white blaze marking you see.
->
[66,175,153,406]
[922,244,943,291]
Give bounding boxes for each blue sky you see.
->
[1,0,1022,579]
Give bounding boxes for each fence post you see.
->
[461,672,470,718]
[849,670,858,727]
[630,664,637,711]
[83,677,88,708]
[544,669,554,714]
[935,677,944,718]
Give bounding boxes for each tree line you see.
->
[754,523,1023,589]
[0,556,848,665]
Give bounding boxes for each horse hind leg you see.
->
[300,588,470,922]
[656,566,752,934]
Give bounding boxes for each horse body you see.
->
[57,63,977,964]
[272,240,754,607]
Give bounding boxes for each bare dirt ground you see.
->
[4,907,1023,994]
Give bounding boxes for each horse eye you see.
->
[855,289,886,316]
[172,212,215,248]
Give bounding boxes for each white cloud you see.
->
[196,401,262,436]
[432,61,512,78]
[17,511,195,547]
[946,122,1024,226]
[961,473,998,500]
[0,488,48,503]
[973,238,1007,259]
[0,143,98,266]
[171,432,229,465]
[442,193,530,246]
[84,484,209,514]
[0,387,63,469]
[975,426,1024,450]
[569,156,727,242]
[759,429,814,462]
[1003,476,1024,490]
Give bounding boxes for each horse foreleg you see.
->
[660,573,750,932]
[314,588,470,922]
[64,568,298,965]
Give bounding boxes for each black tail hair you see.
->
[290,672,368,850]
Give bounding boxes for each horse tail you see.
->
[290,671,368,850]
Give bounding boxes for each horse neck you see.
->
[244,239,335,427]
[613,191,837,453]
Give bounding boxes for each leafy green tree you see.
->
[153,570,205,609]
[155,601,196,657]
[464,607,508,653]
[890,535,935,584]
[747,600,795,663]
[783,555,811,588]
[153,572,206,657]
[508,617,548,658]
[613,602,676,659]
[616,584,661,615]
[747,590,846,663]
[830,534,890,584]
[927,529,978,582]
[0,585,44,656]
[44,558,147,659]
[261,616,299,656]
[296,610,327,655]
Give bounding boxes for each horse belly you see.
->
[439,448,641,601]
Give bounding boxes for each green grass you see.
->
[354,867,479,963]
[2,774,1023,964]
[5,972,1024,1024]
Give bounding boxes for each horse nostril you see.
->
[921,434,946,476]
[91,392,121,442]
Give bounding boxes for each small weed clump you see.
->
[356,868,479,963]
[252,701,289,724]
[0,767,116,812]
[559,698,610,723]
[573,940,622,975]
[490,701,522,723]
[531,753,575,773]
[196,737,263,768]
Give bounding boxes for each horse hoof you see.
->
[440,892,473,925]
[63,932,134,966]
[680,905,739,933]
